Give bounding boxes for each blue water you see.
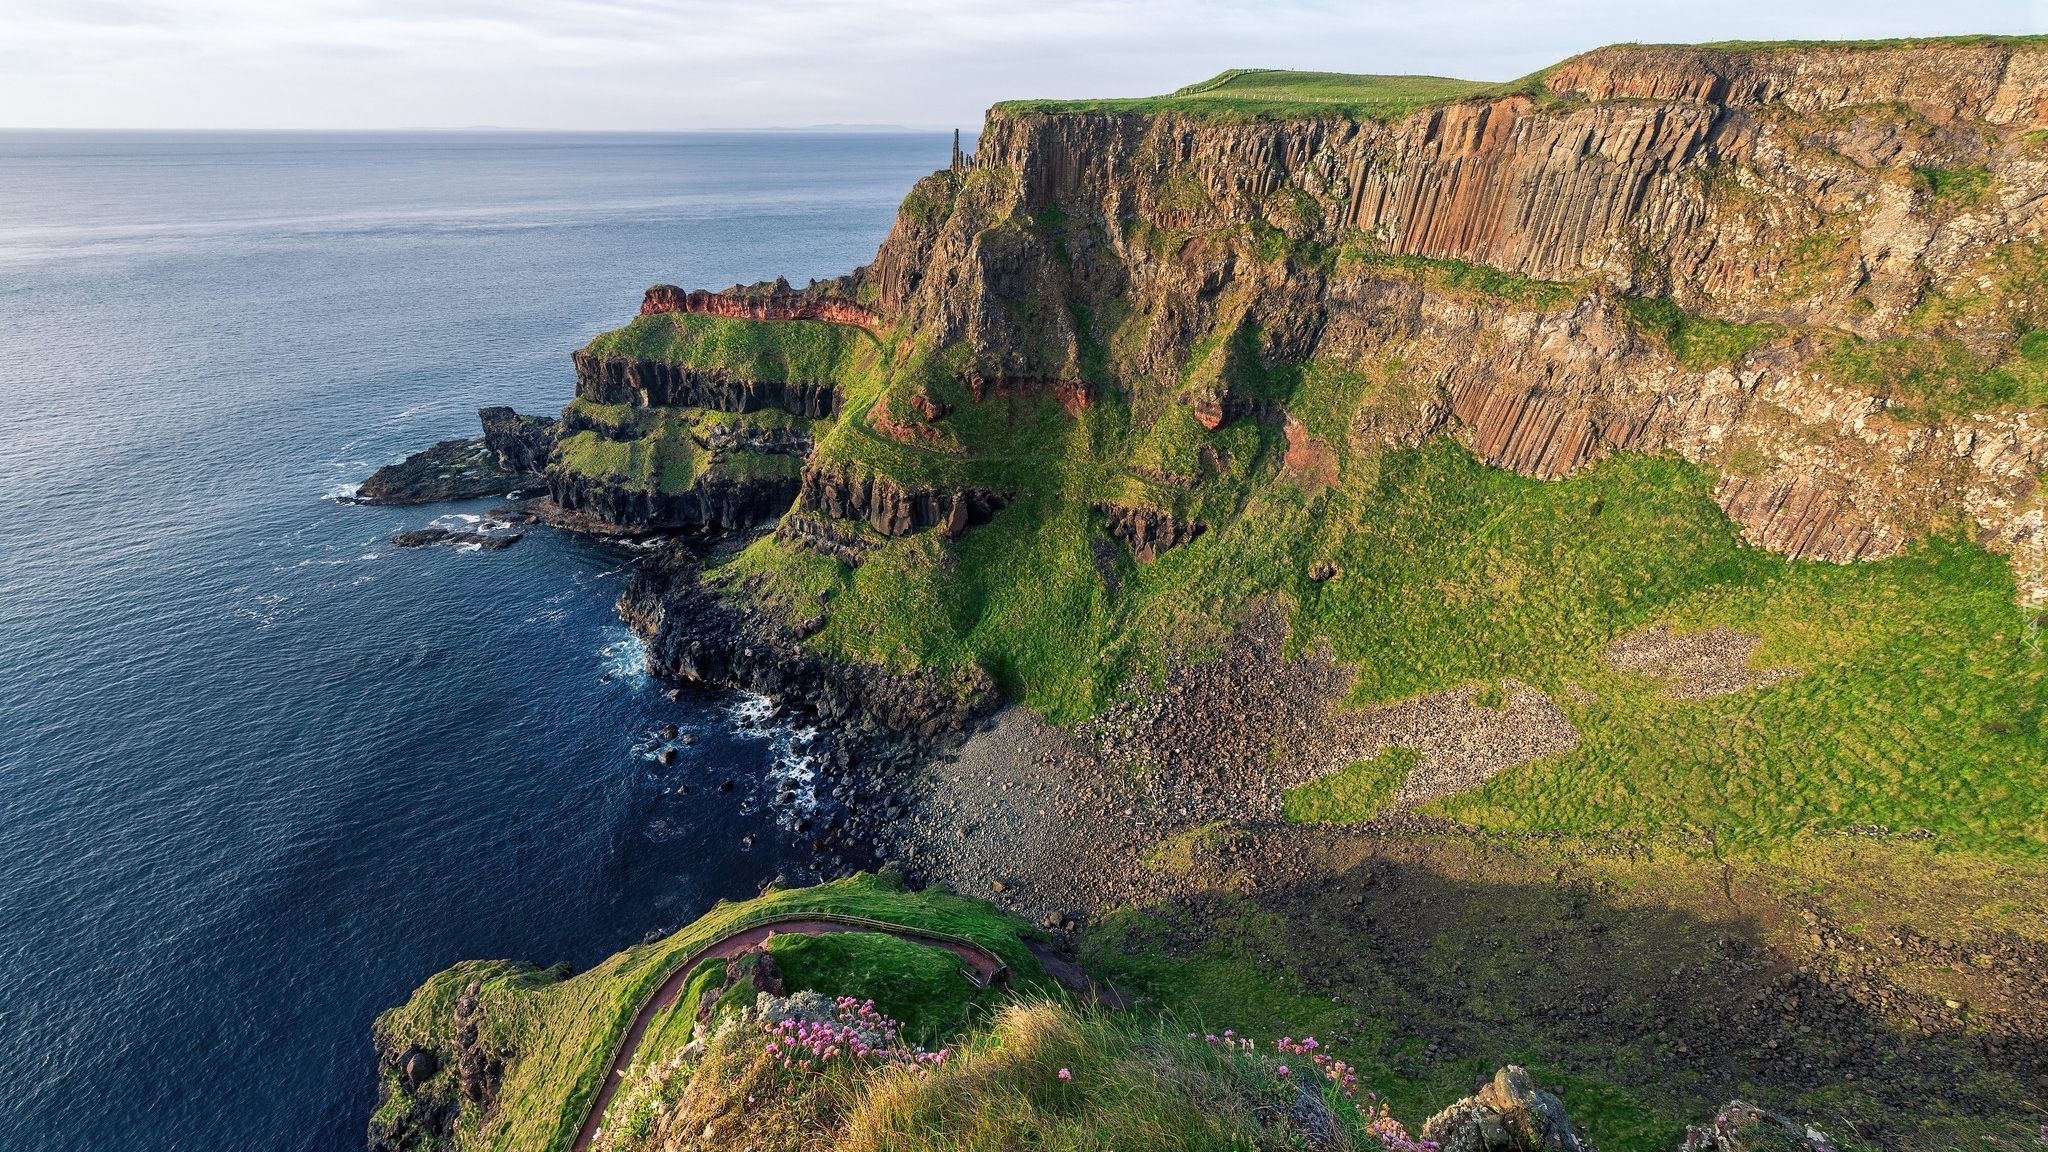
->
[0,131,946,1152]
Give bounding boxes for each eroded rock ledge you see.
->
[639,283,881,330]
[796,465,1009,539]
[618,550,999,736]
[547,468,798,535]
[1096,503,1206,562]
[572,353,840,418]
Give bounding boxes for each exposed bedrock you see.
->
[572,352,839,418]
[355,439,538,506]
[639,283,881,329]
[774,513,870,567]
[477,406,559,473]
[617,553,998,736]
[1321,277,2043,563]
[545,467,798,534]
[852,43,2048,578]
[796,464,1008,539]
[1095,503,1206,562]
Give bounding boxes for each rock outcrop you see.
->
[618,551,1000,736]
[355,439,538,505]
[849,42,2048,580]
[1679,1100,1838,1152]
[1421,1066,1589,1152]
[546,465,799,534]
[1096,503,1206,562]
[639,282,881,330]
[478,407,560,474]
[572,353,839,418]
[775,513,870,567]
[796,465,1008,539]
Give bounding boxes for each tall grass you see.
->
[841,1001,1308,1152]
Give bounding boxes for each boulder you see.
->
[398,1046,438,1089]
[1422,1066,1588,1152]
[1679,1101,1837,1152]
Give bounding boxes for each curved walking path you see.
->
[572,913,1009,1152]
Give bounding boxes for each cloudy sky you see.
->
[1,0,2042,130]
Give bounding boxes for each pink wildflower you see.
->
[1058,1068,1071,1081]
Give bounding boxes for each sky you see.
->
[1,0,2043,131]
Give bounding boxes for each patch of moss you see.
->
[1281,748,1424,824]
[1915,166,1995,211]
[1338,247,1584,311]
[766,931,995,1045]
[581,312,885,387]
[1613,296,1784,370]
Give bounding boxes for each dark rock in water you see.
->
[478,406,559,474]
[398,1046,438,1089]
[485,500,541,524]
[718,780,734,792]
[1680,1101,1838,1152]
[641,927,668,945]
[1423,1066,1587,1152]
[357,439,536,505]
[391,529,522,552]
[680,733,695,745]
[660,724,679,740]
[658,747,679,765]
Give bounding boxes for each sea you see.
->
[0,130,949,1152]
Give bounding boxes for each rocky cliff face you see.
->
[850,41,2048,581]
[479,406,559,473]
[640,284,881,329]
[795,465,1008,539]
[546,466,799,534]
[617,551,1000,735]
[573,352,840,418]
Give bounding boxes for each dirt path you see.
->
[571,914,1008,1152]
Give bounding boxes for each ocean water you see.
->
[0,130,947,1152]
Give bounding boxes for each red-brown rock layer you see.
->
[959,374,1095,417]
[639,285,882,329]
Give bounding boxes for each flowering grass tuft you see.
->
[763,996,948,1076]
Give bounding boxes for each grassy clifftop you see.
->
[996,69,1497,122]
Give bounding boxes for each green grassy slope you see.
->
[581,312,885,386]
[374,872,1045,1152]
[723,342,2045,855]
[997,68,1497,122]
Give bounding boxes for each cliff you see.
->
[589,42,2048,856]
[849,40,2048,574]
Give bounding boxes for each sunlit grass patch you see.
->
[1282,748,1424,824]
